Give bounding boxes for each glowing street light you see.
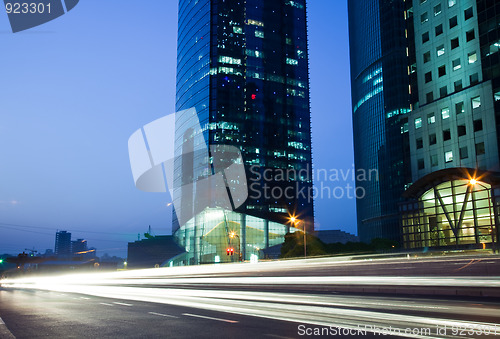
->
[469,178,477,185]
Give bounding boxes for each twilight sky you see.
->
[0,0,354,257]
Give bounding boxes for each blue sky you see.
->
[0,1,354,257]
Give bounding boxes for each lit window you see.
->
[246,19,264,27]
[468,51,477,63]
[441,107,450,119]
[434,4,441,15]
[452,58,461,71]
[415,117,422,129]
[494,91,500,101]
[286,58,298,66]
[246,49,264,58]
[233,26,243,34]
[437,44,445,56]
[445,151,453,163]
[486,41,500,56]
[255,30,264,38]
[449,16,458,28]
[472,96,481,109]
[427,113,435,124]
[219,55,242,65]
[464,7,473,20]
[448,0,456,7]
[421,12,428,24]
[401,122,409,134]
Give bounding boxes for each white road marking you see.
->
[99,302,114,306]
[113,302,133,307]
[183,313,238,323]
[80,297,90,300]
[148,312,179,318]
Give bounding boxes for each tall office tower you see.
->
[54,231,72,256]
[399,0,500,250]
[349,0,500,250]
[173,0,314,265]
[347,0,413,243]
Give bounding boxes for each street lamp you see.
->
[229,231,242,262]
[289,216,307,258]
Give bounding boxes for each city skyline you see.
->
[0,1,354,257]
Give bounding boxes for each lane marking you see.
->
[99,302,114,306]
[182,313,238,323]
[0,317,16,339]
[148,312,179,318]
[113,302,133,307]
[80,297,90,300]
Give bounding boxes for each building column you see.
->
[264,219,269,249]
[240,213,246,261]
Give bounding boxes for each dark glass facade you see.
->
[173,0,313,264]
[348,0,412,243]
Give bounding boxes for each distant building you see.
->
[71,239,87,253]
[127,236,185,268]
[313,230,359,244]
[54,231,71,256]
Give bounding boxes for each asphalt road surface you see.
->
[1,254,499,338]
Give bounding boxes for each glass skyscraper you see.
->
[173,0,314,265]
[348,0,412,243]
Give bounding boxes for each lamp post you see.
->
[229,231,242,262]
[290,216,306,258]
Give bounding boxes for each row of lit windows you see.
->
[419,0,457,9]
[417,142,486,169]
[415,95,483,129]
[420,5,473,25]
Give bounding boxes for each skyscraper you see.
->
[54,231,72,256]
[348,0,500,250]
[348,0,412,243]
[173,0,314,264]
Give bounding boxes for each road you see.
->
[1,254,499,338]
